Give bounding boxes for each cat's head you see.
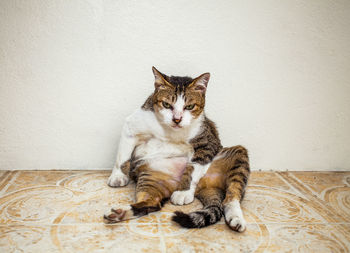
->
[151,66,210,130]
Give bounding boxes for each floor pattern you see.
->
[0,170,349,252]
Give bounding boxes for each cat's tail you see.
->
[172,188,224,228]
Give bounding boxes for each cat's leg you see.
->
[104,191,162,223]
[107,122,136,187]
[104,168,178,223]
[221,146,250,232]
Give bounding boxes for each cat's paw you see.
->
[103,206,132,223]
[107,172,129,187]
[224,201,246,232]
[171,190,194,205]
[225,215,246,232]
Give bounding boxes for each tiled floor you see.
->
[0,170,349,252]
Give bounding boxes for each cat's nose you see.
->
[172,117,182,124]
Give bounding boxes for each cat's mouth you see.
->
[171,124,182,129]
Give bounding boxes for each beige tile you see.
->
[0,224,164,253]
[0,179,135,225]
[321,185,350,222]
[0,225,59,253]
[262,224,350,253]
[291,172,350,195]
[4,171,78,194]
[249,171,295,192]
[291,172,350,222]
[56,224,164,252]
[242,185,326,224]
[0,170,350,253]
[0,185,76,225]
[0,171,12,192]
[164,223,266,252]
[280,172,350,223]
[57,170,110,193]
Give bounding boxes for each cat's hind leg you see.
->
[104,192,162,223]
[104,168,178,223]
[221,146,250,232]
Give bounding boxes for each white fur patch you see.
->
[134,138,191,161]
[187,113,204,139]
[107,170,129,187]
[159,107,173,125]
[190,163,210,185]
[173,95,185,119]
[224,200,246,232]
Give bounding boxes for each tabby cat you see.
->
[104,67,250,232]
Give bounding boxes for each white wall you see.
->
[1,0,349,171]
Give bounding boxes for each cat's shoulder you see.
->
[124,106,162,136]
[126,95,154,123]
[189,115,222,148]
[202,116,220,138]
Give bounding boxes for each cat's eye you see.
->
[162,101,172,109]
[185,104,195,110]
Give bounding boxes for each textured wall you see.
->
[0,0,349,170]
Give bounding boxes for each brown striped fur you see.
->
[190,117,222,165]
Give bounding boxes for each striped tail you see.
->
[172,204,223,228]
[172,188,224,228]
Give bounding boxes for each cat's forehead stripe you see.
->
[173,94,185,112]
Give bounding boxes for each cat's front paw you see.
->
[107,172,129,187]
[171,190,194,205]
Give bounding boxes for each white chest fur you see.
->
[125,108,203,176]
[134,137,193,161]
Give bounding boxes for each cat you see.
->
[104,67,250,232]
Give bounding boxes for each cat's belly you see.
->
[148,157,188,180]
[134,137,192,179]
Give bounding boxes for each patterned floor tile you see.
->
[0,224,164,253]
[291,172,350,195]
[3,171,73,194]
[249,171,296,192]
[164,223,267,253]
[290,172,350,222]
[0,170,349,252]
[262,224,350,253]
[278,172,350,223]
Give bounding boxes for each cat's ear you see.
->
[189,72,210,93]
[152,66,172,90]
